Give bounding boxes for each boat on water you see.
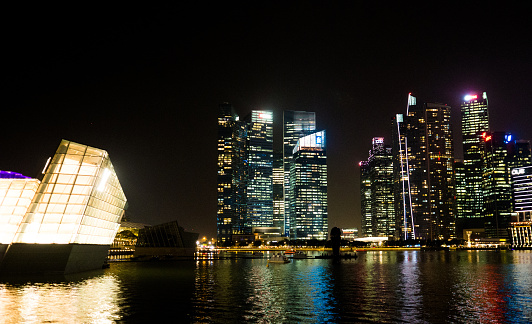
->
[284,249,295,254]
[268,253,290,264]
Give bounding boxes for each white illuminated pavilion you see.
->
[12,140,127,245]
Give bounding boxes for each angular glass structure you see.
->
[0,173,40,244]
[13,140,127,245]
[0,139,127,275]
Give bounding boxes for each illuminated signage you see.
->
[481,132,492,142]
[464,94,478,101]
[512,168,525,175]
[505,134,512,143]
[396,114,403,123]
[373,137,384,144]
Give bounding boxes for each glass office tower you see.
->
[482,132,513,239]
[359,138,394,237]
[283,110,316,237]
[359,160,372,237]
[245,110,274,231]
[216,103,247,243]
[288,130,328,240]
[460,92,489,230]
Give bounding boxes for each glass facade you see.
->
[245,110,274,231]
[461,92,489,220]
[12,140,127,245]
[272,152,285,231]
[511,166,532,248]
[359,161,372,237]
[216,103,247,243]
[360,137,394,238]
[392,112,415,240]
[0,174,40,244]
[393,96,455,240]
[482,132,513,239]
[283,110,316,237]
[288,130,328,240]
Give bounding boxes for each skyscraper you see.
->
[216,103,247,243]
[359,137,394,237]
[392,112,415,240]
[283,110,316,237]
[393,94,455,240]
[459,92,489,234]
[288,130,328,240]
[245,110,274,231]
[359,160,372,237]
[481,131,513,239]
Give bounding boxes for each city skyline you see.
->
[3,3,532,239]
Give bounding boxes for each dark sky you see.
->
[2,2,531,239]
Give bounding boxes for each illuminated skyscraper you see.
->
[459,92,489,233]
[283,110,316,237]
[359,137,394,237]
[392,112,415,239]
[359,160,372,237]
[288,130,328,240]
[216,103,247,243]
[393,95,455,240]
[245,110,274,231]
[481,131,513,239]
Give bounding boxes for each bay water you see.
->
[1,250,531,323]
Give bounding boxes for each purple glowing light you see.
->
[0,171,31,179]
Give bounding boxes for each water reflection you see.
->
[192,257,336,323]
[0,272,121,323]
[1,251,531,323]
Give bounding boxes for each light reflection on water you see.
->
[1,251,532,323]
[0,273,121,323]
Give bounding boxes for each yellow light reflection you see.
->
[0,275,121,323]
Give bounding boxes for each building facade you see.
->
[359,137,394,237]
[288,131,328,240]
[392,95,455,240]
[283,110,316,237]
[510,165,532,248]
[245,110,274,230]
[459,92,490,233]
[0,139,127,275]
[482,132,513,239]
[216,103,247,243]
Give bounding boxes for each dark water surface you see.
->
[1,250,532,323]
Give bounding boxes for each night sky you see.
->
[2,2,531,239]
